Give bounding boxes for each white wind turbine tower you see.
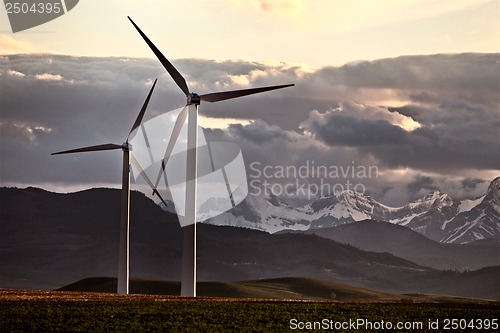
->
[128,17,294,297]
[52,80,159,294]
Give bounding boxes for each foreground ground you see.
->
[1,289,499,332]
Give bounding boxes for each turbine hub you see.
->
[122,142,133,151]
[187,93,200,105]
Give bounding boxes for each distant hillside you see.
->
[58,276,496,303]
[0,187,499,300]
[298,220,500,271]
[0,187,182,289]
[59,276,401,302]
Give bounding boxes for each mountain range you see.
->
[0,186,499,300]
[292,220,500,271]
[205,177,500,244]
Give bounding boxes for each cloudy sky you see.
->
[0,0,499,206]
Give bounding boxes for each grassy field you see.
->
[1,288,499,332]
[59,276,500,303]
[1,298,499,332]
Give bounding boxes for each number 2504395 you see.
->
[5,2,62,14]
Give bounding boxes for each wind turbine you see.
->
[52,79,159,294]
[128,17,294,297]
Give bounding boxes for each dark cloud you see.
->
[0,53,498,205]
[0,55,181,187]
[407,175,440,200]
[301,100,499,173]
[226,120,292,144]
[461,178,486,191]
[317,53,498,104]
[304,112,407,146]
[387,105,423,119]
[376,186,393,200]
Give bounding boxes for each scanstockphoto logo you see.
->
[130,107,248,227]
[3,0,79,33]
[248,160,379,199]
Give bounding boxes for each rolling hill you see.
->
[0,187,498,300]
[57,276,498,303]
[295,220,500,271]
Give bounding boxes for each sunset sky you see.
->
[1,0,498,206]
[1,0,497,66]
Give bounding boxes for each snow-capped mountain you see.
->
[203,190,312,233]
[388,191,462,242]
[304,191,394,228]
[440,178,500,243]
[203,177,500,244]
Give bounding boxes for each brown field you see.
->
[0,288,327,303]
[1,288,498,332]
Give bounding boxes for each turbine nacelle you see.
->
[122,142,133,151]
[187,93,201,105]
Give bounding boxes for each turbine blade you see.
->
[128,17,190,96]
[141,123,155,164]
[154,106,189,188]
[200,84,294,103]
[130,155,154,187]
[130,155,169,207]
[152,189,169,208]
[128,79,157,141]
[51,143,123,155]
